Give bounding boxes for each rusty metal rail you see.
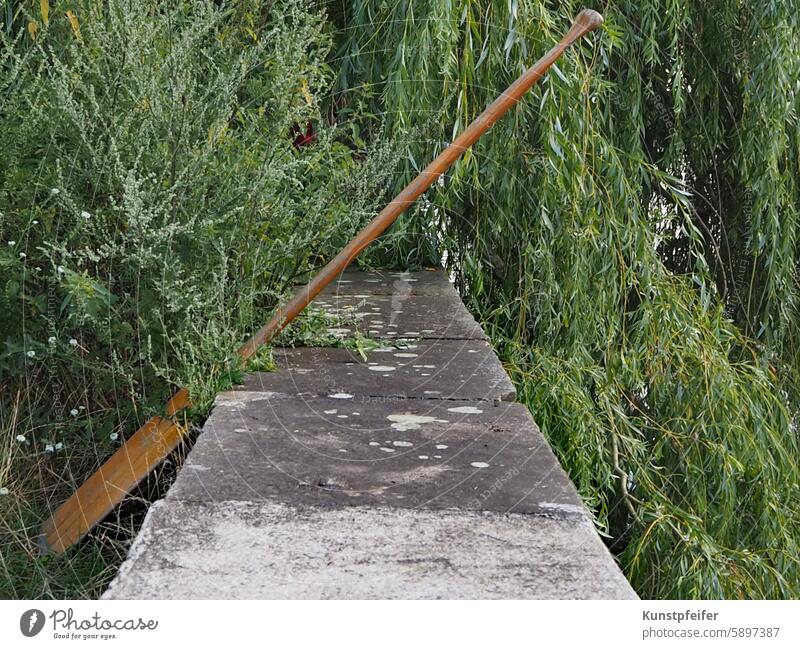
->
[39,8,603,554]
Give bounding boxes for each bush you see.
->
[0,0,392,597]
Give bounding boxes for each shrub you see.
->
[0,0,393,597]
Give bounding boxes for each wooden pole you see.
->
[39,8,603,554]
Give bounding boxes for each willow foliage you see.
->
[331,0,800,597]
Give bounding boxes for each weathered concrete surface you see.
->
[104,500,635,599]
[314,292,487,340]
[317,268,455,298]
[238,340,516,402]
[167,398,584,515]
[104,268,637,600]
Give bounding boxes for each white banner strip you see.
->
[2,600,798,648]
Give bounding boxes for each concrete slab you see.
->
[312,293,487,341]
[238,340,515,402]
[103,500,637,599]
[168,397,584,517]
[104,267,637,600]
[313,268,456,297]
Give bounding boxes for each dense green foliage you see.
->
[332,0,800,597]
[2,0,797,600]
[0,0,392,597]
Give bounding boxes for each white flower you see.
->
[70,408,79,417]
[16,435,26,443]
[8,241,15,246]
[26,350,35,358]
[45,444,55,453]
[57,266,65,274]
[80,211,91,219]
[48,336,56,344]
[50,188,60,196]
[19,252,26,259]
[69,338,78,346]
[0,487,8,496]
[55,442,64,451]
[109,432,119,441]
[32,220,39,225]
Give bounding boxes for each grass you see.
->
[0,296,385,598]
[0,373,202,598]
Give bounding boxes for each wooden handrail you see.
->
[39,8,603,554]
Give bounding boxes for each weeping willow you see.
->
[329,0,800,597]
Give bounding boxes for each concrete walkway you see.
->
[104,269,636,599]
